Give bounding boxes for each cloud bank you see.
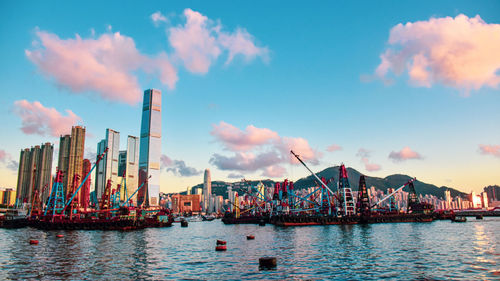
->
[356,148,382,172]
[210,122,321,178]
[388,146,423,162]
[376,14,500,92]
[12,100,81,137]
[161,154,201,177]
[479,144,500,158]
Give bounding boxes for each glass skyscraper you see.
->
[95,128,120,199]
[138,89,161,206]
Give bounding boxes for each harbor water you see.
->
[0,218,498,280]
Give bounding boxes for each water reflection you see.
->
[0,219,498,280]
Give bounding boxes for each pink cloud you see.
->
[277,137,321,165]
[161,154,174,166]
[13,100,81,137]
[0,150,7,162]
[376,14,500,92]
[211,121,279,151]
[210,151,282,172]
[262,165,286,178]
[479,144,500,158]
[169,9,267,74]
[210,121,321,176]
[327,144,342,152]
[151,11,167,26]
[389,146,423,162]
[26,30,177,105]
[356,148,382,172]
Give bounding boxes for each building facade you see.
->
[138,89,162,206]
[171,194,201,214]
[203,169,212,212]
[16,143,53,205]
[124,135,140,204]
[95,128,119,199]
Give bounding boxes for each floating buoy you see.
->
[259,257,277,269]
[215,245,227,251]
[216,240,226,245]
[247,235,255,240]
[56,234,64,238]
[181,220,188,227]
[29,239,39,245]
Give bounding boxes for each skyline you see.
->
[0,1,499,194]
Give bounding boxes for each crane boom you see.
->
[290,150,336,195]
[370,178,416,208]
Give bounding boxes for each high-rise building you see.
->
[15,143,54,205]
[95,128,119,199]
[66,126,85,199]
[124,135,139,203]
[444,190,451,210]
[483,185,499,203]
[118,150,127,177]
[203,169,212,212]
[57,134,71,189]
[138,89,162,206]
[80,159,91,210]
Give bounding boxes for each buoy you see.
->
[215,245,227,251]
[259,257,277,269]
[29,239,39,245]
[216,240,226,245]
[259,220,266,226]
[181,220,188,227]
[247,235,255,240]
[56,234,64,238]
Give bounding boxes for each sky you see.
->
[0,1,499,195]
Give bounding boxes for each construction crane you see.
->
[370,178,416,209]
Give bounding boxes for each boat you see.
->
[452,216,467,222]
[202,215,216,221]
[0,208,29,228]
[186,215,203,222]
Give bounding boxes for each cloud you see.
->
[375,14,500,92]
[161,154,201,177]
[12,100,81,137]
[479,144,500,158]
[356,148,382,172]
[211,121,279,151]
[227,173,244,179]
[326,144,342,152]
[0,150,18,171]
[261,165,286,178]
[0,150,6,162]
[388,146,423,162]
[210,122,321,176]
[26,29,177,105]
[210,151,282,172]
[168,8,268,74]
[151,11,167,26]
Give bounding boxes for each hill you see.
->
[183,166,467,199]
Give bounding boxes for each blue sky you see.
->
[1,1,499,194]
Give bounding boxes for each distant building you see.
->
[171,194,201,214]
[16,143,53,205]
[95,128,119,199]
[203,169,212,212]
[80,159,91,210]
[1,188,16,206]
[138,89,162,206]
[444,190,451,210]
[66,126,85,198]
[483,185,499,203]
[124,136,140,204]
[57,134,71,192]
[118,150,127,176]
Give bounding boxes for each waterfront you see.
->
[0,218,498,280]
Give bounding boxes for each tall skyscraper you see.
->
[65,126,85,199]
[57,134,71,191]
[138,89,161,206]
[80,159,91,210]
[15,143,53,205]
[125,135,139,204]
[118,150,127,177]
[95,128,120,199]
[203,169,212,212]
